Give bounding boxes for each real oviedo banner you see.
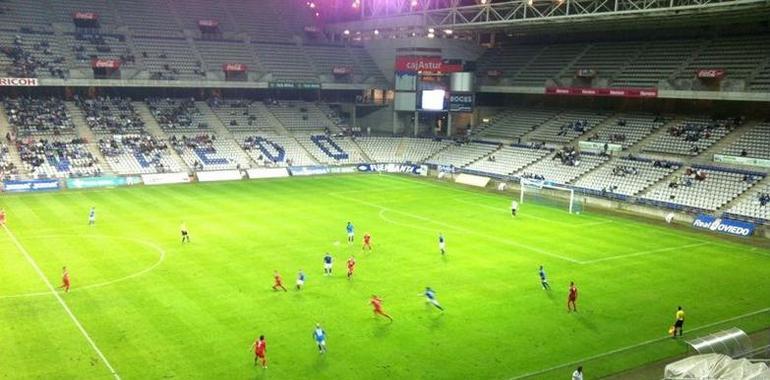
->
[394,56,463,73]
[692,214,755,237]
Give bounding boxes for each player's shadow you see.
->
[574,311,598,332]
[313,353,328,371]
[427,311,445,330]
[372,320,393,337]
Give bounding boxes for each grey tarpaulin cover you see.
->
[664,353,770,379]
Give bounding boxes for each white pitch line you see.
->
[332,192,581,264]
[2,224,121,380]
[0,234,166,300]
[508,306,770,380]
[578,242,710,265]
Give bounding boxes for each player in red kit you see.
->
[250,335,267,368]
[362,233,372,250]
[60,266,70,293]
[567,281,578,312]
[370,295,393,321]
[0,208,6,225]
[272,271,287,292]
[346,256,356,279]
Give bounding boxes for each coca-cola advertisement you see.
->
[73,12,98,20]
[696,69,726,79]
[198,19,219,28]
[332,66,352,75]
[91,59,121,69]
[222,63,248,72]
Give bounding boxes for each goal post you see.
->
[519,178,581,214]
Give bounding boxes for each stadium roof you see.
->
[328,0,770,36]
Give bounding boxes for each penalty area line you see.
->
[1,224,121,380]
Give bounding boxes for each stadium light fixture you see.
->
[374,29,380,35]
[410,0,418,7]
[428,28,435,33]
[443,29,453,35]
[528,0,534,5]
[428,32,435,38]
[309,2,316,8]
[344,29,351,35]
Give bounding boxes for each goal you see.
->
[519,178,582,214]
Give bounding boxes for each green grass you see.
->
[1,174,769,379]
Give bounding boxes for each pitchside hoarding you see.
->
[357,164,428,176]
[2,179,60,192]
[66,176,141,189]
[692,214,755,237]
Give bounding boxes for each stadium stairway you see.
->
[350,138,373,163]
[65,102,116,176]
[690,119,760,165]
[0,104,25,175]
[462,145,504,168]
[720,174,770,214]
[623,117,683,157]
[134,102,191,172]
[196,101,261,167]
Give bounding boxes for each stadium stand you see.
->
[77,96,146,135]
[676,35,770,86]
[562,41,645,84]
[147,98,208,132]
[475,44,544,85]
[0,32,67,78]
[720,122,770,159]
[62,32,135,69]
[0,143,20,180]
[98,134,182,175]
[17,137,102,178]
[170,134,250,171]
[573,157,680,196]
[355,137,450,163]
[4,97,74,136]
[641,166,763,211]
[208,98,275,133]
[525,110,610,144]
[267,101,336,132]
[725,182,770,222]
[477,108,557,141]
[133,37,203,80]
[512,43,587,86]
[642,116,741,156]
[113,0,182,36]
[517,148,609,185]
[610,39,700,88]
[426,142,499,168]
[237,132,317,166]
[195,39,258,77]
[254,43,318,83]
[465,145,551,177]
[585,113,666,149]
[0,0,51,28]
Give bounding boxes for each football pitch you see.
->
[2,174,770,379]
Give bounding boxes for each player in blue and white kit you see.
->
[438,233,446,255]
[323,253,333,276]
[313,323,327,353]
[423,287,444,311]
[346,222,355,244]
[296,269,306,290]
[539,265,551,290]
[88,207,96,225]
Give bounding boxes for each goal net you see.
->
[519,178,582,214]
